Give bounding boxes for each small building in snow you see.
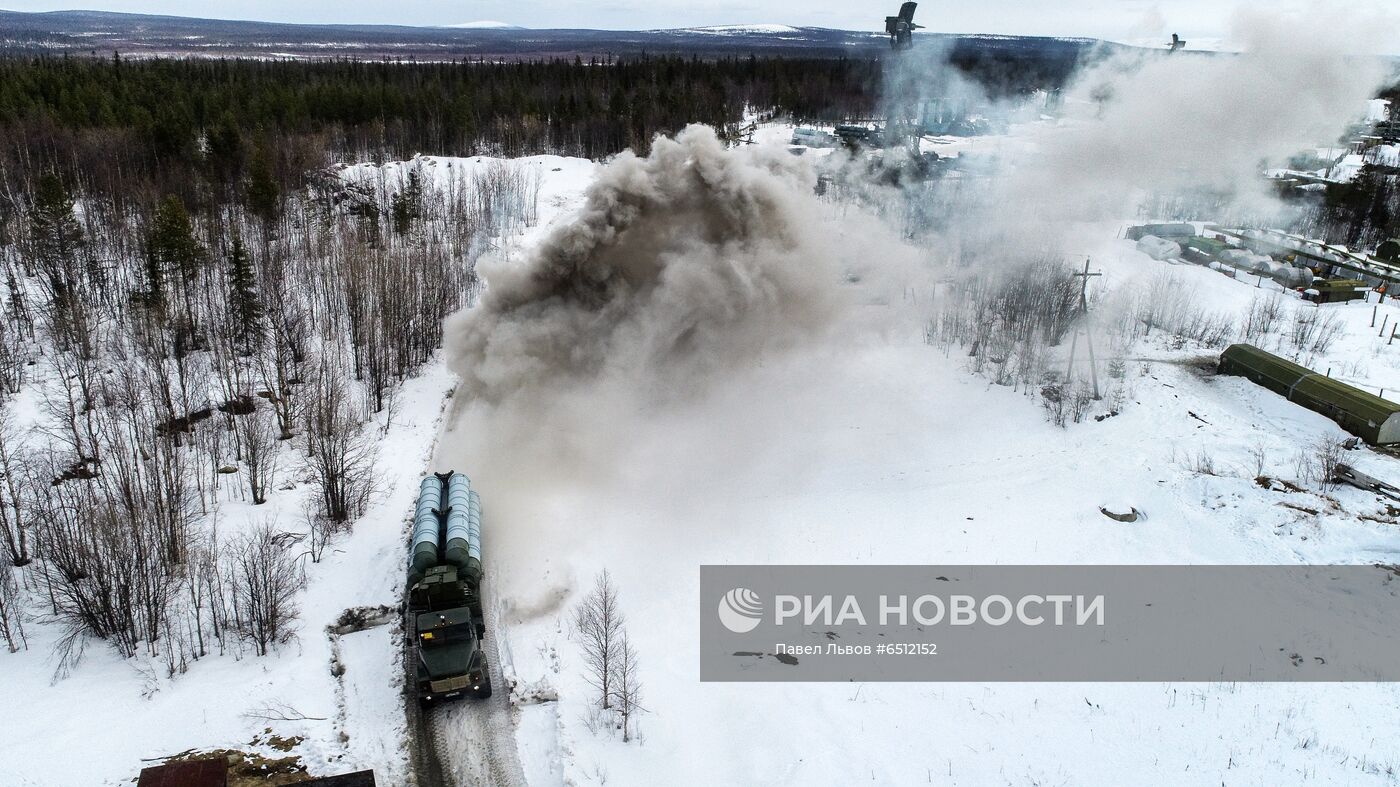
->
[1126,222,1197,241]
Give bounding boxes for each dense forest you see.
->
[0,55,567,665]
[1312,164,1400,247]
[0,48,1085,210]
[0,55,883,207]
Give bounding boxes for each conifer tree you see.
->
[149,196,202,286]
[28,174,90,355]
[226,235,263,356]
[29,174,84,291]
[245,143,280,225]
[390,169,423,236]
[148,195,204,349]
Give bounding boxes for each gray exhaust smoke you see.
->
[436,126,906,604]
[444,124,846,403]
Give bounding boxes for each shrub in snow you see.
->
[227,521,305,657]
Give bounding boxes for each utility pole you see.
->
[883,3,925,155]
[1066,258,1103,399]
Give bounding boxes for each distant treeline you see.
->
[0,54,880,205]
[0,50,1077,208]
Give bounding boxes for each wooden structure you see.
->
[137,759,227,787]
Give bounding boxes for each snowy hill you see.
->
[445,21,523,30]
[677,24,803,35]
[0,8,1120,60]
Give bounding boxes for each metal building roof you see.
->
[137,759,228,787]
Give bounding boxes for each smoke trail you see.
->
[444,124,848,404]
[1004,10,1393,224]
[435,127,928,606]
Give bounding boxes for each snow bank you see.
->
[1136,234,1181,260]
[683,24,801,35]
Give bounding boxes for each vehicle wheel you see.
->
[477,676,493,699]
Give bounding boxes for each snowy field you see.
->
[443,261,1400,784]
[0,153,595,786]
[5,124,1400,786]
[427,132,1400,784]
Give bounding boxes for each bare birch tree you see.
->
[0,563,26,652]
[610,628,644,742]
[237,405,278,505]
[574,569,624,709]
[0,407,31,566]
[302,352,375,525]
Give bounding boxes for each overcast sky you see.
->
[0,0,1394,48]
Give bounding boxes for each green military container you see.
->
[1126,223,1198,241]
[1218,343,1400,444]
[1304,278,1370,304]
[1181,236,1233,264]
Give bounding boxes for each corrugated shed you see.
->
[1126,222,1198,241]
[1218,343,1400,444]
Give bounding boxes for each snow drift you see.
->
[1136,235,1181,261]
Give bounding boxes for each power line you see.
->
[1066,257,1102,399]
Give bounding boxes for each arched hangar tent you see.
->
[1218,343,1400,444]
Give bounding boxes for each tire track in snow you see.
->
[408,385,529,787]
[428,577,527,787]
[406,559,525,787]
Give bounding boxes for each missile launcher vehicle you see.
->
[407,472,490,705]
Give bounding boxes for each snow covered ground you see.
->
[680,24,803,35]
[441,275,1400,784]
[0,359,454,786]
[430,152,1400,784]
[0,154,595,787]
[6,133,1400,786]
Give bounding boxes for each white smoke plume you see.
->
[995,7,1395,227]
